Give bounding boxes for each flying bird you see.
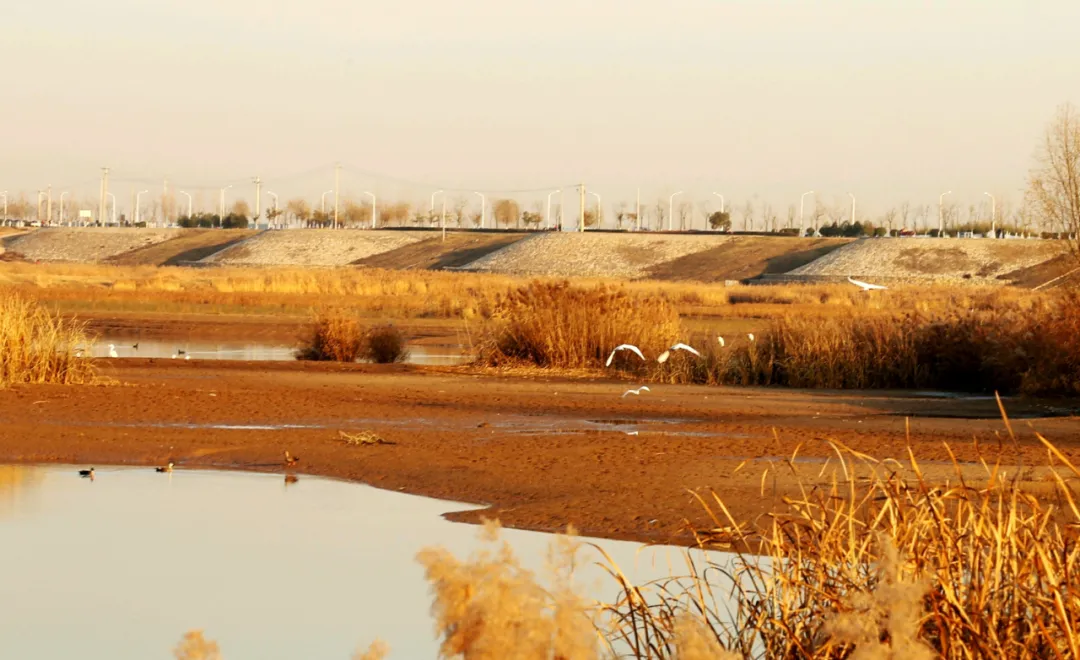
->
[605,344,646,367]
[108,344,119,358]
[847,276,888,291]
[155,462,173,473]
[657,342,701,363]
[622,386,651,397]
[748,333,755,342]
[718,336,725,347]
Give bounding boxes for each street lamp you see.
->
[430,190,443,214]
[219,185,233,219]
[60,191,69,226]
[938,190,952,235]
[179,191,193,219]
[474,192,486,229]
[106,192,117,224]
[588,191,601,228]
[799,190,815,236]
[363,191,376,228]
[984,192,996,238]
[135,190,149,225]
[847,192,856,224]
[267,191,278,228]
[546,189,561,230]
[668,191,683,231]
[320,190,333,215]
[712,192,725,213]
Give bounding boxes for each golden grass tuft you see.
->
[295,310,366,362]
[173,630,221,660]
[0,292,95,386]
[476,281,681,369]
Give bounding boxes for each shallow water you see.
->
[84,338,468,366]
[0,465,738,659]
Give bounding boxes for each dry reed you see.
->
[0,292,95,386]
[475,281,681,369]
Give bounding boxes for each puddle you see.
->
[82,338,469,366]
[0,464,743,659]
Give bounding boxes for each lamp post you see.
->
[938,191,952,235]
[799,190,815,236]
[179,191,193,219]
[545,189,560,230]
[668,191,683,231]
[320,190,333,215]
[984,192,996,238]
[364,191,376,228]
[60,191,69,226]
[474,192,486,229]
[430,190,443,214]
[106,192,117,224]
[135,190,149,225]
[711,192,726,232]
[219,185,233,220]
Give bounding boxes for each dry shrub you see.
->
[0,291,95,385]
[476,281,681,369]
[602,435,1080,659]
[295,310,365,362]
[705,291,1080,395]
[365,325,409,364]
[416,520,602,659]
[174,630,221,660]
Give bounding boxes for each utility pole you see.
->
[130,189,136,225]
[984,192,996,238]
[46,185,52,226]
[100,167,109,225]
[333,163,340,230]
[253,176,262,227]
[578,184,586,232]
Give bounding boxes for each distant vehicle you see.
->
[898,228,916,237]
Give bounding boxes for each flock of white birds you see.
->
[611,275,885,397]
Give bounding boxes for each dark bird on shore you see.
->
[155,462,173,473]
[78,467,94,478]
[132,342,139,350]
[284,451,299,467]
[177,349,186,355]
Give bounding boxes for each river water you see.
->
[0,465,738,659]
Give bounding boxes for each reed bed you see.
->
[474,281,681,369]
[0,292,94,386]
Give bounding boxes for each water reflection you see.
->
[0,465,44,517]
[84,338,468,365]
[0,465,735,659]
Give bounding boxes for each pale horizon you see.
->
[2,0,1078,221]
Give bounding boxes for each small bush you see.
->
[0,292,95,385]
[365,325,408,364]
[295,311,365,362]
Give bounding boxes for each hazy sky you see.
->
[2,0,1078,218]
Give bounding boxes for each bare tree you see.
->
[677,201,692,231]
[741,201,755,232]
[761,203,778,232]
[614,202,629,229]
[1028,103,1080,253]
[881,207,898,235]
[915,204,930,233]
[654,200,667,230]
[898,202,912,232]
[286,198,311,225]
[451,197,468,227]
[493,199,521,228]
[786,204,796,230]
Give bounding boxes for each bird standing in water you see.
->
[284,451,299,467]
[155,462,173,473]
[78,467,95,479]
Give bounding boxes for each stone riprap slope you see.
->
[200,230,431,267]
[787,238,1066,285]
[463,233,732,279]
[3,228,184,263]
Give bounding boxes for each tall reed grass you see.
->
[0,292,94,385]
[475,282,681,369]
[295,312,410,363]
